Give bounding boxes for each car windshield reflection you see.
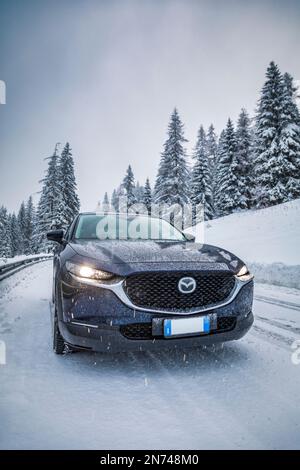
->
[74,214,185,241]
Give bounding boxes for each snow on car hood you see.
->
[68,240,243,275]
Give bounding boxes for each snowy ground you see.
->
[0,253,51,267]
[0,260,299,450]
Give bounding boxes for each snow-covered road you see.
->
[0,260,299,450]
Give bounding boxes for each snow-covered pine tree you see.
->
[212,130,226,217]
[191,126,213,221]
[112,185,127,212]
[284,73,300,125]
[206,124,218,216]
[0,206,12,258]
[206,124,218,167]
[281,73,300,199]
[123,165,137,208]
[154,108,190,206]
[254,62,289,207]
[35,144,62,252]
[111,189,119,212]
[142,178,152,214]
[102,192,110,212]
[215,119,240,216]
[58,143,80,228]
[10,213,22,257]
[103,192,109,205]
[133,181,145,204]
[235,108,254,209]
[17,201,27,254]
[24,196,35,254]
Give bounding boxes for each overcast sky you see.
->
[1,0,300,213]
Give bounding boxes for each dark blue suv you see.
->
[47,212,254,354]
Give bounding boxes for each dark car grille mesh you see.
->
[124,271,236,312]
[120,323,153,340]
[120,317,236,340]
[217,316,236,332]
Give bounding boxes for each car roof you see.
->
[78,212,169,223]
[79,212,155,217]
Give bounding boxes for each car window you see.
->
[74,214,185,241]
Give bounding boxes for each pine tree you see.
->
[215,119,240,216]
[111,189,119,211]
[154,108,190,206]
[103,192,109,204]
[142,178,152,214]
[36,144,62,252]
[17,201,27,253]
[22,196,35,254]
[102,192,110,212]
[0,206,12,258]
[206,124,218,216]
[212,130,225,217]
[281,73,300,199]
[133,181,145,203]
[10,213,22,257]
[235,108,254,209]
[206,124,218,167]
[283,72,300,125]
[254,62,288,207]
[111,185,127,212]
[123,165,137,207]
[191,126,213,221]
[58,143,80,228]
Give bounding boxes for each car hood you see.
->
[68,240,244,276]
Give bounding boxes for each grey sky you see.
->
[1,0,300,213]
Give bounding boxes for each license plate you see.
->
[164,316,210,338]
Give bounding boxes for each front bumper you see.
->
[59,311,253,353]
[58,276,254,353]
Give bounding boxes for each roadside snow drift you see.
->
[188,199,300,288]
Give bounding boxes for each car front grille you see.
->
[120,323,153,340]
[120,316,236,340]
[124,271,236,312]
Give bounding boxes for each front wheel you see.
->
[53,316,65,354]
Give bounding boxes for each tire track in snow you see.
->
[140,349,256,449]
[254,295,300,312]
[256,315,300,336]
[252,297,300,349]
[251,323,295,349]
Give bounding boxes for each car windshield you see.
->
[74,214,186,241]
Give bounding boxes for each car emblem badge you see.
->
[178,277,196,294]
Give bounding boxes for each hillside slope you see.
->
[188,199,300,288]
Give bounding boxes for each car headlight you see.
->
[235,265,254,282]
[66,261,114,281]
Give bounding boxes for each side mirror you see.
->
[184,232,195,242]
[47,229,65,244]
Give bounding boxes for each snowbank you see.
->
[187,199,300,289]
[249,262,300,289]
[0,253,51,267]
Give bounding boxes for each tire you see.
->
[53,315,65,354]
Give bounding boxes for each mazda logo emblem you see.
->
[178,277,196,294]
